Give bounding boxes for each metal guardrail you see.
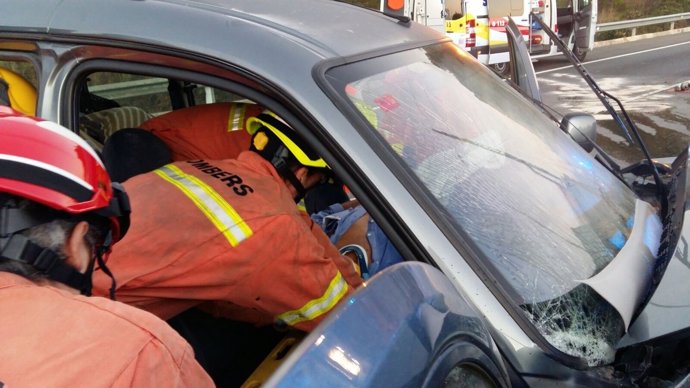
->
[597,12,690,35]
[89,78,222,108]
[89,78,168,100]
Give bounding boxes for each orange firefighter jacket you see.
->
[0,272,214,388]
[92,151,362,332]
[139,102,262,161]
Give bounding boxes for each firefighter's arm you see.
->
[259,214,363,331]
[300,211,365,285]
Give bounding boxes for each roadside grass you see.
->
[597,0,690,40]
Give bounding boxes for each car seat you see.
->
[81,106,153,145]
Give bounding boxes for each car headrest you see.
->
[102,128,172,183]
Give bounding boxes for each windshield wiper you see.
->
[530,12,668,209]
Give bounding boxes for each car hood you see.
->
[618,146,690,348]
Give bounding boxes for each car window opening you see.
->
[70,68,405,385]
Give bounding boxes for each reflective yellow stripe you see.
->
[155,165,252,246]
[276,271,349,326]
[227,104,245,132]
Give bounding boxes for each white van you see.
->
[445,0,597,73]
[379,0,447,33]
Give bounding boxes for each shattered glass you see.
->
[523,285,625,365]
[328,43,639,365]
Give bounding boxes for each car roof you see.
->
[1,0,448,180]
[1,0,444,61]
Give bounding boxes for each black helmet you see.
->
[247,113,329,201]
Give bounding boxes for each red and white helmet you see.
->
[0,107,130,243]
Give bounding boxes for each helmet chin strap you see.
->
[283,170,306,203]
[271,154,307,203]
[0,230,117,299]
[94,231,118,300]
[0,234,93,294]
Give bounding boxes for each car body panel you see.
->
[265,262,510,387]
[620,148,690,348]
[0,0,59,33]
[622,228,690,346]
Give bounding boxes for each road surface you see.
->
[533,29,690,164]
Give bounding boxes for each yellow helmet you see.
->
[0,67,37,116]
[246,113,329,201]
[246,113,328,169]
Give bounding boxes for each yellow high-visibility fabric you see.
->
[154,164,252,247]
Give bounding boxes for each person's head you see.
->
[246,113,330,201]
[0,109,130,296]
[0,68,37,116]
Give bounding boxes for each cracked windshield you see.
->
[328,43,637,364]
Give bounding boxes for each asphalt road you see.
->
[533,29,690,165]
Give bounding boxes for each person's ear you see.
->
[64,221,91,273]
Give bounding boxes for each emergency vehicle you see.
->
[447,0,597,73]
[379,0,447,33]
[381,0,597,74]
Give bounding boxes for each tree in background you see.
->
[339,0,379,9]
[598,0,690,39]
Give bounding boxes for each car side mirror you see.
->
[560,112,597,152]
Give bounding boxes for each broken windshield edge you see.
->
[521,199,662,366]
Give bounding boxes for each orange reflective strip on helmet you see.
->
[154,164,253,246]
[275,271,349,326]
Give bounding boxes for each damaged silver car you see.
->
[1,1,689,386]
